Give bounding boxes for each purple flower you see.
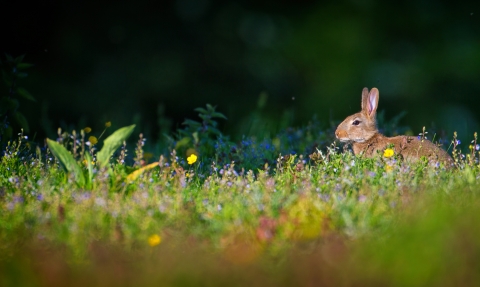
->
[13,196,24,203]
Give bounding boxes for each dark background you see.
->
[3,0,480,143]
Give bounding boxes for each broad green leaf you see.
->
[17,87,36,101]
[13,112,29,132]
[96,125,136,168]
[46,139,85,187]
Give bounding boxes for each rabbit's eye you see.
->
[352,120,361,126]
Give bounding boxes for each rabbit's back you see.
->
[353,133,454,167]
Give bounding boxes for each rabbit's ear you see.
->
[364,88,379,118]
[361,87,369,111]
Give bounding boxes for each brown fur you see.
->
[335,87,454,168]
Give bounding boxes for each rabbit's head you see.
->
[335,87,379,143]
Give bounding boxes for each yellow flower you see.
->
[88,136,98,145]
[148,234,161,247]
[383,148,394,158]
[82,159,95,166]
[187,153,198,165]
[83,127,92,133]
[386,165,394,172]
[105,121,112,128]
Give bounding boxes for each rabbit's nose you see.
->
[335,130,347,139]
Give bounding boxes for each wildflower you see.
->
[148,234,161,247]
[187,154,197,165]
[82,159,95,166]
[455,139,461,145]
[477,144,480,151]
[13,196,24,203]
[88,136,98,145]
[105,121,112,128]
[83,127,92,133]
[385,165,394,172]
[383,148,394,158]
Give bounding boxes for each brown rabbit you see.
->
[335,87,454,168]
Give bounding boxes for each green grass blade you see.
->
[96,124,136,168]
[46,139,85,187]
[84,151,94,189]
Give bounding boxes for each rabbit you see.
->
[335,87,454,168]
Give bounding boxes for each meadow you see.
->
[1,104,480,286]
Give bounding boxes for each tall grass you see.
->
[1,116,480,286]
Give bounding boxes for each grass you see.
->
[1,118,480,286]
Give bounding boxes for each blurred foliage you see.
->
[2,0,480,144]
[0,54,35,142]
[172,104,228,159]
